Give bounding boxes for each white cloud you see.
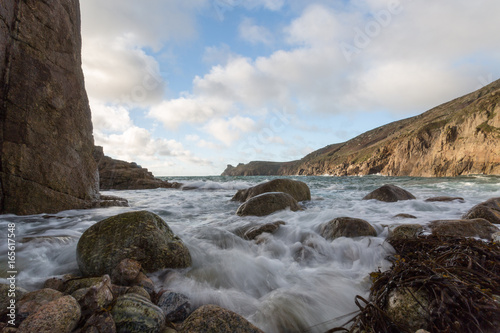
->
[239,18,273,45]
[204,116,257,145]
[90,100,134,133]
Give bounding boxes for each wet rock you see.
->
[80,275,114,313]
[17,288,65,324]
[18,295,81,333]
[236,193,301,217]
[77,211,192,276]
[157,291,191,322]
[126,286,151,301]
[238,221,286,240]
[111,259,142,286]
[80,311,116,333]
[385,287,430,332]
[430,218,499,240]
[425,196,465,202]
[463,197,500,224]
[134,272,155,296]
[320,217,377,240]
[179,304,264,333]
[362,184,416,202]
[111,293,165,333]
[387,224,424,242]
[393,213,417,219]
[98,195,129,208]
[63,277,103,295]
[493,232,500,243]
[232,179,311,202]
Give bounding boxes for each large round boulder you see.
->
[362,184,416,202]
[232,179,311,202]
[179,304,264,333]
[77,211,191,276]
[320,217,377,240]
[236,193,301,216]
[429,218,499,240]
[463,197,500,224]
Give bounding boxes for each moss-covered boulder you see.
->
[320,217,377,240]
[236,193,301,216]
[76,211,191,276]
[179,304,264,333]
[363,184,416,202]
[385,287,430,332]
[430,218,499,240]
[111,293,165,333]
[232,179,311,202]
[463,197,500,224]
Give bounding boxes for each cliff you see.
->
[0,0,99,214]
[93,146,181,190]
[222,79,500,177]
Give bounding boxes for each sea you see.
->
[1,175,499,332]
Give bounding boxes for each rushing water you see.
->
[1,175,500,332]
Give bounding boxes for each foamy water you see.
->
[1,175,499,332]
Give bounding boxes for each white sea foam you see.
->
[1,175,499,332]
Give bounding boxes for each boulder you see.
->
[385,287,430,332]
[125,286,151,301]
[320,217,377,240]
[17,295,81,333]
[111,293,165,333]
[157,290,192,322]
[17,288,65,323]
[236,221,286,240]
[393,213,417,219]
[362,184,416,202]
[463,197,500,224]
[387,224,424,242]
[179,304,264,333]
[429,218,499,240]
[236,193,301,217]
[76,211,192,276]
[425,196,464,202]
[79,275,114,313]
[0,0,100,215]
[62,277,103,295]
[232,179,311,202]
[0,284,28,319]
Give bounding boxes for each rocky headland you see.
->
[223,79,500,177]
[94,146,181,190]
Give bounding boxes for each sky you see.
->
[80,0,500,176]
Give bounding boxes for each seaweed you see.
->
[326,235,500,333]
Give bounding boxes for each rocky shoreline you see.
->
[1,179,499,332]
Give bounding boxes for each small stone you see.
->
[111,293,165,333]
[111,259,142,286]
[80,311,116,333]
[388,224,424,242]
[240,221,286,240]
[385,288,430,332]
[157,291,191,322]
[134,272,155,296]
[126,286,151,301]
[393,213,417,219]
[425,196,464,202]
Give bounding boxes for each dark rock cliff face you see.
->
[0,0,99,214]
[223,79,500,177]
